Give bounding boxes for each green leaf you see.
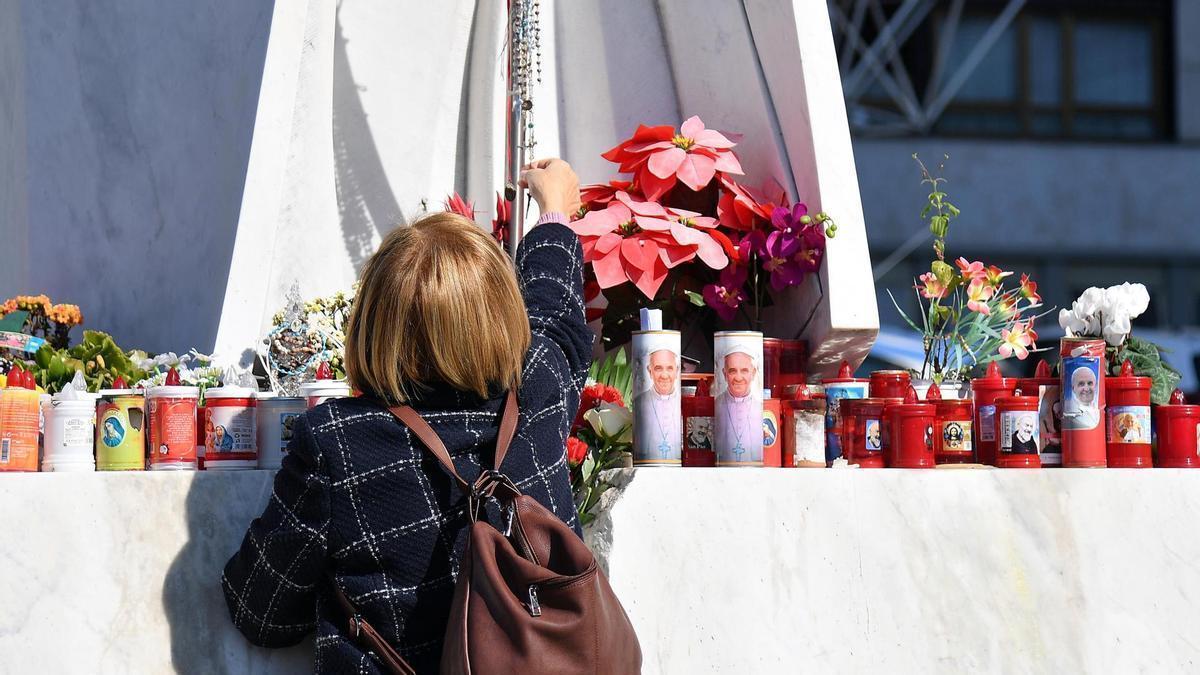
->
[34,345,54,369]
[931,261,954,285]
[684,290,705,307]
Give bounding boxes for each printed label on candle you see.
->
[149,397,197,465]
[979,405,996,442]
[685,416,713,450]
[942,420,973,452]
[206,406,257,455]
[1000,410,1039,455]
[1036,385,1062,452]
[1061,356,1101,431]
[1107,405,1150,444]
[0,390,40,471]
[279,412,300,452]
[863,418,882,452]
[62,417,91,448]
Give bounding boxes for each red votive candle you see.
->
[1017,360,1062,466]
[996,394,1041,468]
[784,390,826,467]
[1156,389,1200,468]
[885,387,935,468]
[1060,337,1107,467]
[762,398,783,467]
[972,362,1016,466]
[926,382,975,464]
[843,398,896,468]
[777,340,808,389]
[870,370,911,400]
[1105,360,1151,468]
[682,379,715,467]
[762,338,783,396]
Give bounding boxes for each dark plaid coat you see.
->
[222,220,592,673]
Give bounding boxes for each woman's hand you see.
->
[520,158,581,217]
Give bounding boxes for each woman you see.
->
[222,159,590,673]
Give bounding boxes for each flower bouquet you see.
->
[572,116,835,348]
[1059,282,1181,404]
[891,155,1051,383]
[569,350,635,527]
[0,294,84,351]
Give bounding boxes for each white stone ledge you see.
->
[2,468,1198,673]
[588,467,1200,673]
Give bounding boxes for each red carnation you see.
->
[572,383,625,432]
[566,436,589,467]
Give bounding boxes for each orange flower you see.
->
[48,304,83,326]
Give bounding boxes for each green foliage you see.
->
[572,425,632,527]
[28,331,148,394]
[587,347,633,403]
[1110,335,1182,406]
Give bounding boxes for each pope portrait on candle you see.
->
[632,348,681,461]
[1062,360,1100,430]
[714,345,763,462]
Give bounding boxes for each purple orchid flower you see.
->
[702,263,748,322]
[761,231,804,291]
[769,203,808,236]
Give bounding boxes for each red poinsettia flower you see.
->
[566,436,590,467]
[602,116,744,200]
[583,279,606,323]
[445,192,476,220]
[717,175,775,231]
[492,192,510,247]
[580,180,634,212]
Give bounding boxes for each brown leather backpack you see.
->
[330,390,642,674]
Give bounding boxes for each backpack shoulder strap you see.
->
[387,389,519,485]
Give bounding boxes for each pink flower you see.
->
[966,278,994,315]
[999,321,1038,360]
[1019,273,1041,303]
[570,192,728,299]
[702,264,748,322]
[445,192,476,220]
[955,257,986,282]
[770,202,809,235]
[603,116,744,200]
[917,272,949,299]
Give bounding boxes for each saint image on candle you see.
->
[1062,360,1100,430]
[865,420,882,450]
[715,348,762,461]
[632,348,681,459]
[1010,413,1038,454]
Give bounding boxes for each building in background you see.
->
[836,0,1200,384]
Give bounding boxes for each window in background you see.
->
[932,5,1168,141]
[848,1,1171,141]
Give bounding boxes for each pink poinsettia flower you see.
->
[603,116,744,200]
[983,265,1012,289]
[966,278,994,315]
[761,231,803,291]
[917,271,949,299]
[703,264,749,322]
[999,320,1038,360]
[570,192,728,299]
[956,257,986,282]
[1019,273,1041,303]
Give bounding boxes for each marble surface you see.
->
[3,468,1200,672]
[0,471,308,674]
[587,468,1200,674]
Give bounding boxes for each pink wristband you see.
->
[536,212,568,227]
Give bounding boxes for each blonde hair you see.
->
[345,212,531,403]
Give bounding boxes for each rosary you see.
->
[504,0,541,256]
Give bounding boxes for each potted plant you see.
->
[890,155,1052,397]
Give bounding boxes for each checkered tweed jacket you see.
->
[222,219,592,673]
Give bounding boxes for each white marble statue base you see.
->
[2,468,1199,673]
